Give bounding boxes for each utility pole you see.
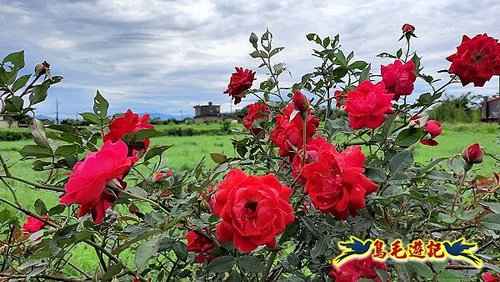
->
[55,97,59,124]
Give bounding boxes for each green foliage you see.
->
[428,93,482,123]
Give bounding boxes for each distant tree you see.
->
[428,93,481,123]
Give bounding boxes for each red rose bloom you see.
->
[153,170,173,182]
[446,34,500,87]
[301,143,378,220]
[483,272,500,282]
[210,169,294,252]
[292,90,309,113]
[186,230,215,263]
[23,215,49,233]
[329,256,387,282]
[381,60,416,99]
[462,142,484,164]
[420,120,442,146]
[242,103,270,135]
[60,140,138,223]
[224,67,255,104]
[269,103,320,158]
[334,90,347,108]
[104,110,154,156]
[402,23,415,34]
[344,81,395,130]
[292,136,328,183]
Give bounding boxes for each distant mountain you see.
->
[37,114,55,121]
[146,113,193,120]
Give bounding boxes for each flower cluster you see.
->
[329,256,387,282]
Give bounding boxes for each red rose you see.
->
[60,140,138,223]
[446,34,500,87]
[402,23,415,34]
[462,142,484,164]
[186,230,215,263]
[292,136,328,183]
[104,109,154,156]
[153,170,173,182]
[242,103,270,135]
[210,169,294,252]
[329,256,387,282]
[292,90,309,113]
[301,143,378,220]
[334,90,347,108]
[483,272,500,282]
[22,215,49,233]
[420,120,442,146]
[224,67,255,104]
[269,103,320,158]
[344,81,395,130]
[381,60,416,99]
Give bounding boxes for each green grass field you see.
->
[0,122,498,274]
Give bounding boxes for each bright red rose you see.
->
[153,170,173,182]
[462,142,484,165]
[301,143,378,220]
[446,34,500,87]
[210,169,294,252]
[381,60,416,99]
[269,103,320,158]
[402,23,415,34]
[483,272,500,282]
[224,67,255,104]
[242,103,270,135]
[60,140,138,223]
[22,215,49,233]
[344,81,395,130]
[292,136,328,183]
[104,109,154,156]
[334,90,347,108]
[329,256,387,282]
[292,90,309,113]
[420,120,442,146]
[186,230,215,263]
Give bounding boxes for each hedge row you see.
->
[0,130,33,141]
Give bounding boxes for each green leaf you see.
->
[102,264,123,282]
[55,144,81,157]
[334,51,347,66]
[481,214,500,230]
[435,270,465,282]
[29,118,50,148]
[406,261,433,278]
[226,271,242,282]
[29,82,50,105]
[48,205,65,216]
[135,238,159,270]
[210,153,227,164]
[483,202,500,214]
[431,260,449,272]
[359,64,371,82]
[19,145,53,158]
[12,74,30,92]
[310,237,329,259]
[34,199,47,215]
[438,212,456,224]
[143,145,172,161]
[365,167,387,182]
[4,96,24,112]
[3,51,25,69]
[239,255,264,273]
[269,47,284,57]
[80,112,100,124]
[349,61,368,70]
[93,90,109,119]
[206,256,236,273]
[395,128,424,147]
[249,50,268,59]
[173,241,188,261]
[389,150,413,173]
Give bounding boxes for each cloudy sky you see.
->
[1,0,499,119]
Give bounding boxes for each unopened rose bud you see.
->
[402,23,415,33]
[462,143,484,165]
[249,32,259,48]
[292,90,309,113]
[35,61,50,76]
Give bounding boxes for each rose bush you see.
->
[0,25,499,282]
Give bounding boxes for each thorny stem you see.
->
[451,170,468,216]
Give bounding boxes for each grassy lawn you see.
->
[0,122,498,274]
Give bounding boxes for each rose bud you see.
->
[249,32,258,48]
[402,23,415,33]
[292,90,309,113]
[35,61,51,76]
[462,143,484,164]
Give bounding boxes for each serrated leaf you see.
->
[406,261,433,278]
[102,264,123,282]
[365,167,387,182]
[173,241,188,261]
[206,256,235,273]
[396,128,424,147]
[210,153,227,164]
[34,199,47,215]
[482,202,500,214]
[239,256,264,273]
[20,145,53,158]
[93,90,109,119]
[435,270,465,282]
[481,214,500,230]
[135,237,159,270]
[310,237,329,259]
[12,74,30,92]
[29,82,50,105]
[389,150,413,173]
[143,145,172,161]
[80,112,100,124]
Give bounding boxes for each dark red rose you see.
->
[269,103,320,158]
[334,90,347,108]
[420,120,442,146]
[381,60,416,99]
[224,67,255,104]
[186,230,215,263]
[402,23,415,33]
[292,90,309,113]
[60,141,138,223]
[242,103,270,135]
[329,256,387,282]
[483,272,500,282]
[104,109,154,157]
[292,136,328,183]
[462,142,484,164]
[446,34,500,87]
[210,169,294,252]
[22,215,49,233]
[344,81,395,130]
[153,170,173,182]
[301,142,378,220]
